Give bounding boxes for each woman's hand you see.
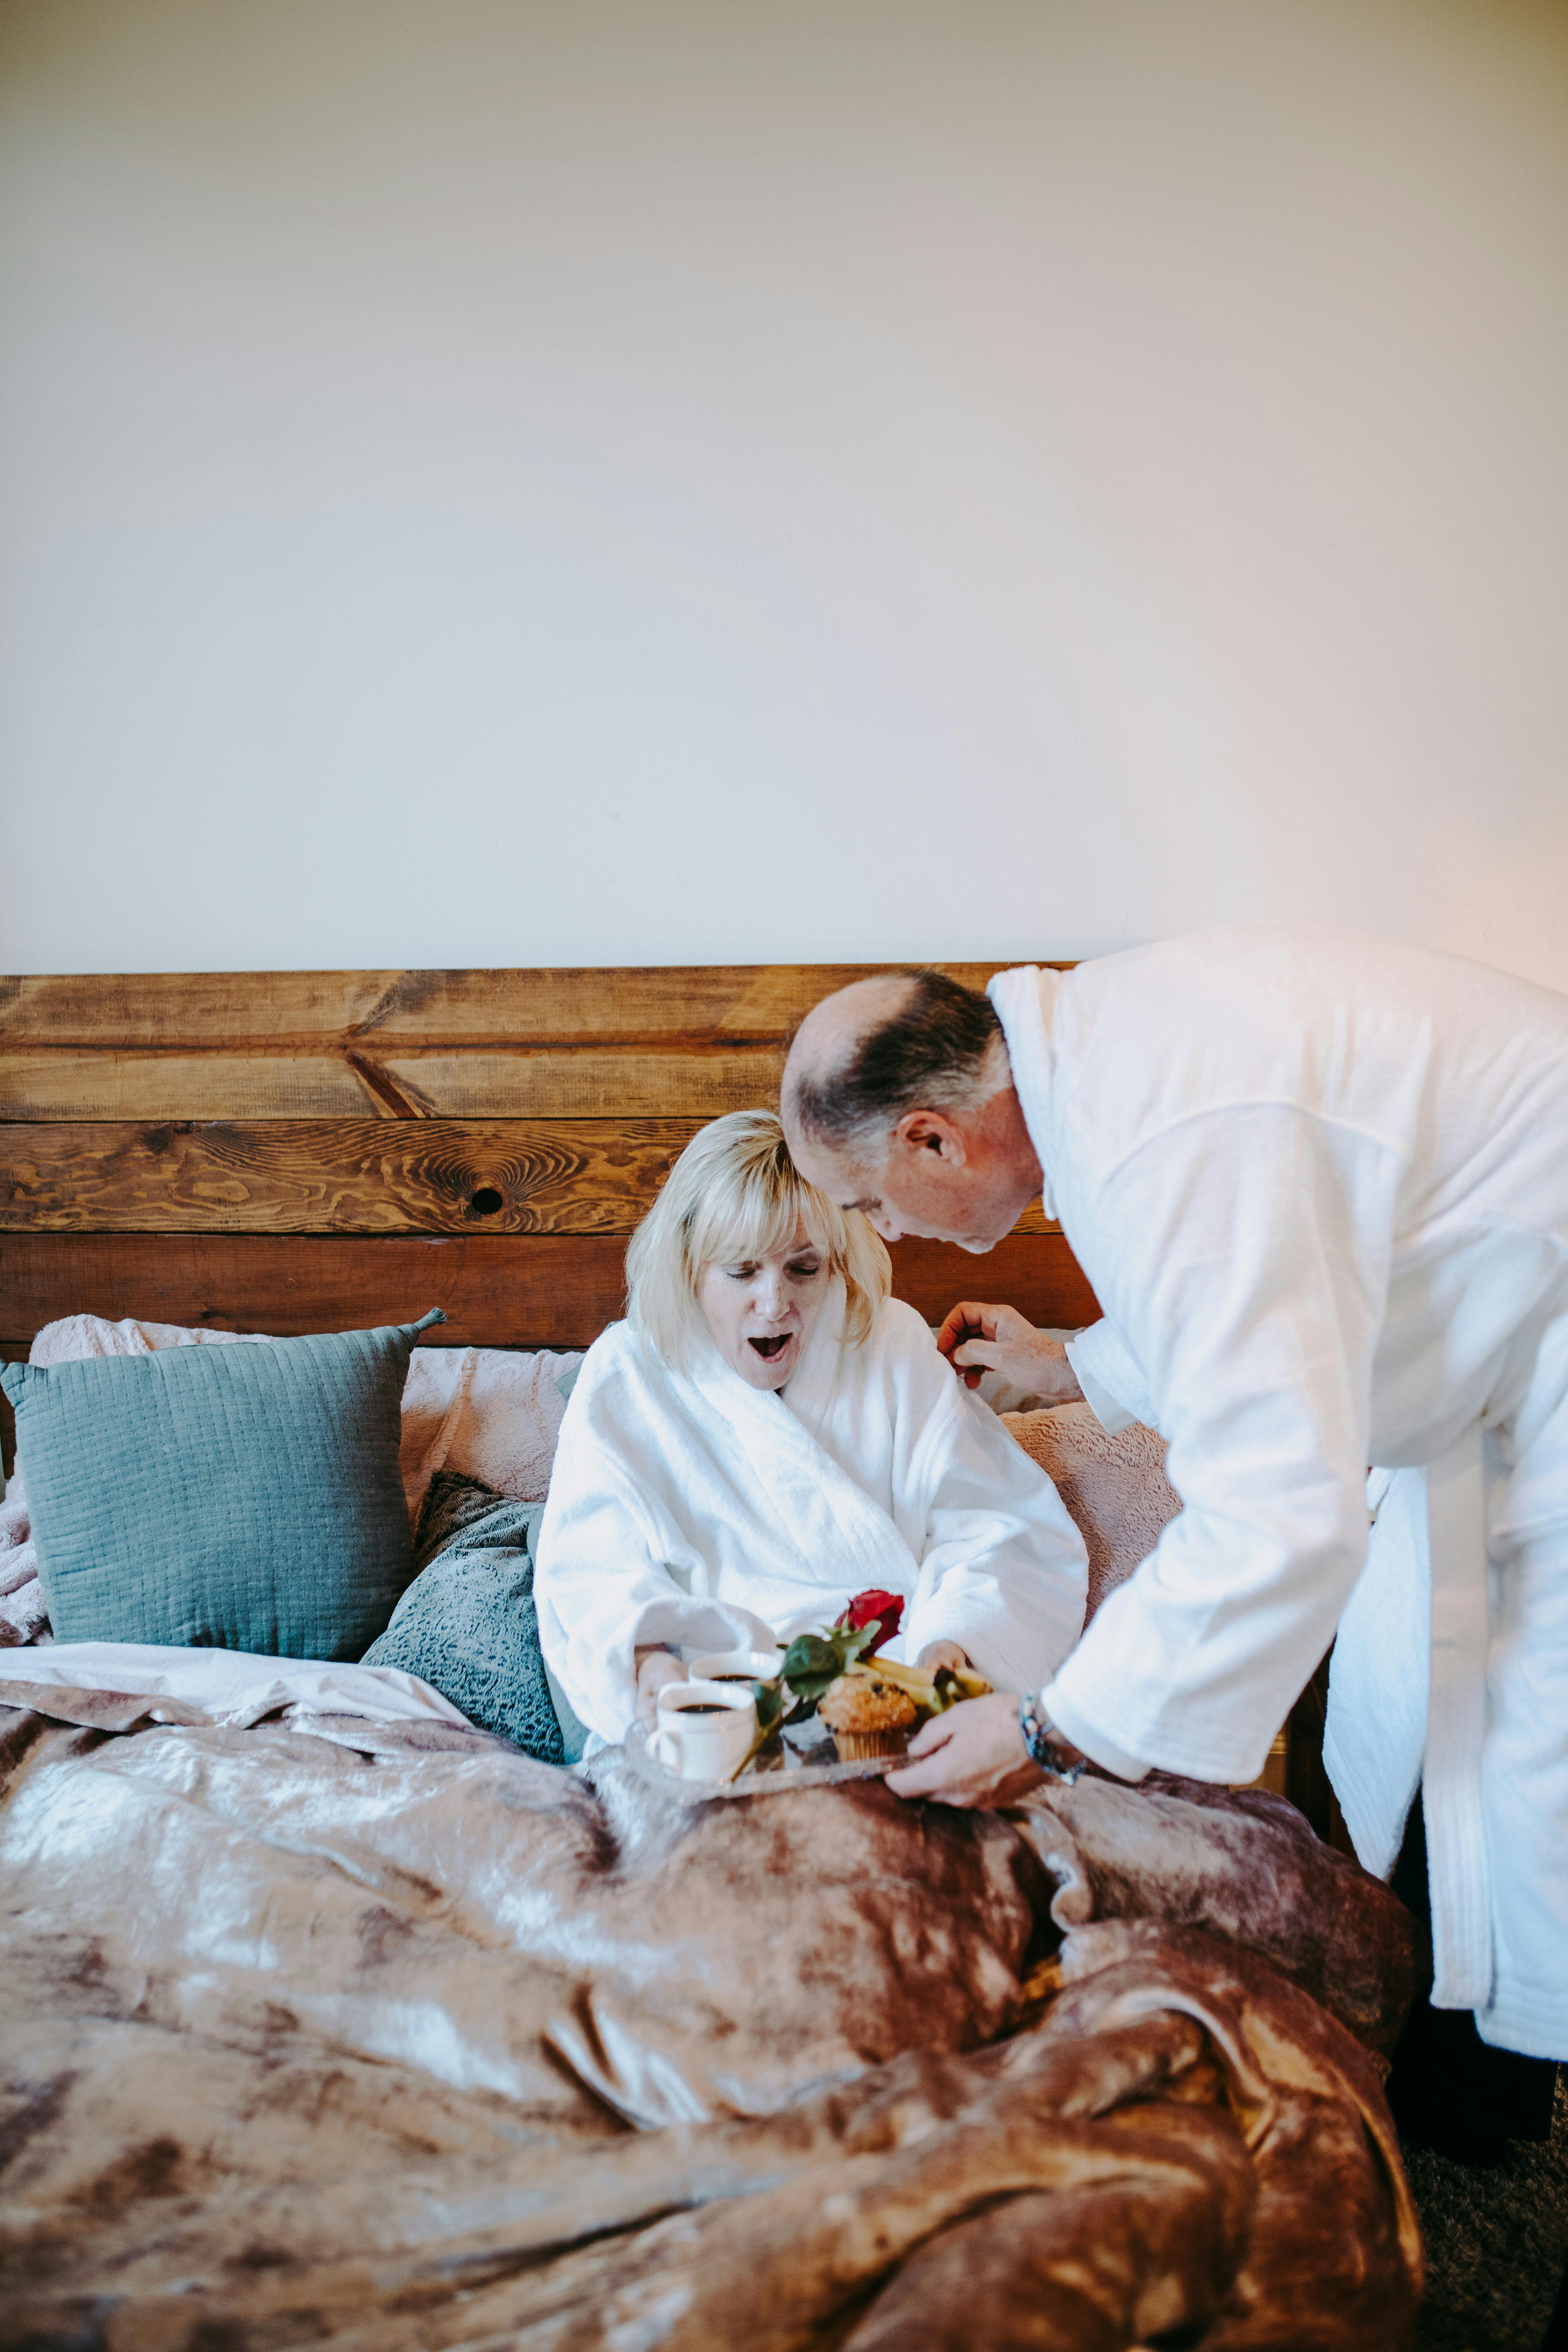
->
[886,1692,1050,1809]
[915,1639,971,1673]
[935,1302,1085,1405]
[634,1646,684,1728]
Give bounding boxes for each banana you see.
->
[845,1658,992,1703]
[845,1656,934,1695]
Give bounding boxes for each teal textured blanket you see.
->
[362,1471,584,1763]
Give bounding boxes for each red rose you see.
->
[837,1588,903,1653]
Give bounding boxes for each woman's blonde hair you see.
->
[625,1109,892,1369]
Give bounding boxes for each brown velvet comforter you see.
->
[0,1686,1422,2350]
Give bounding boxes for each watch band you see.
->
[1018,1690,1088,1784]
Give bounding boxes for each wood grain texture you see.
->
[0,1119,701,1235]
[0,1121,1060,1239]
[890,1233,1100,1330]
[0,1232,1098,1352]
[2,963,1070,1121]
[0,964,1026,1046]
[0,1047,796,1121]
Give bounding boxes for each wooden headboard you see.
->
[1,965,1100,1468]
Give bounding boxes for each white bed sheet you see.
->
[0,1641,470,1730]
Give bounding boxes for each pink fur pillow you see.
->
[1003,1403,1180,1624]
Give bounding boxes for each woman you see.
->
[535,1111,1087,1744]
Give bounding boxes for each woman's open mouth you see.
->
[748,1334,793,1360]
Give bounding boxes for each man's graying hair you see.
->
[787,968,1006,1154]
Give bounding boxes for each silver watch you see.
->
[1018,1691,1088,1784]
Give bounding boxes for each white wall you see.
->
[2,0,1565,984]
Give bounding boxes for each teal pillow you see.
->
[1,1310,445,1659]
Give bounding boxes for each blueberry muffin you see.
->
[817,1671,919,1761]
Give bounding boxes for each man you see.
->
[781,927,1568,2082]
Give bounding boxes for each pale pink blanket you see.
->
[1002,1403,1181,1625]
[1,1315,580,1645]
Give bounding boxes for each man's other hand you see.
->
[885,1693,1045,1809]
[935,1302,1085,1404]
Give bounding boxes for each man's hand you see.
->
[935,1301,1085,1405]
[915,1639,970,1672]
[885,1692,1046,1809]
[634,1646,684,1728]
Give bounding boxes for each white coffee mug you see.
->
[650,1681,757,1783]
[688,1647,784,1688]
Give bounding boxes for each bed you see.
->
[0,963,1420,2348]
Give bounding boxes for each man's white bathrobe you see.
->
[534,1289,1088,1745]
[989,927,1568,2059]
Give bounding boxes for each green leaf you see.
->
[781,1634,840,1684]
[783,1625,875,1683]
[776,1620,884,1714]
[752,1679,788,1736]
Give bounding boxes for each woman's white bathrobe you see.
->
[534,1290,1088,1746]
[989,926,1568,2059]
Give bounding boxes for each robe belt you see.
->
[1422,1419,1494,2012]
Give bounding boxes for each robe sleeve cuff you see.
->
[1064,1320,1154,1436]
[1037,1679,1150,1782]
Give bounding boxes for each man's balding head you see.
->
[784,968,1007,1156]
[782,969,1040,1251]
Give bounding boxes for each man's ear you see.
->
[893,1109,967,1166]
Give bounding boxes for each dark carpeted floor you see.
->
[1405,2076,1568,2352]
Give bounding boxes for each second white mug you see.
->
[688,1647,784,1687]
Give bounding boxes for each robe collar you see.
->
[987,965,1063,1222]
